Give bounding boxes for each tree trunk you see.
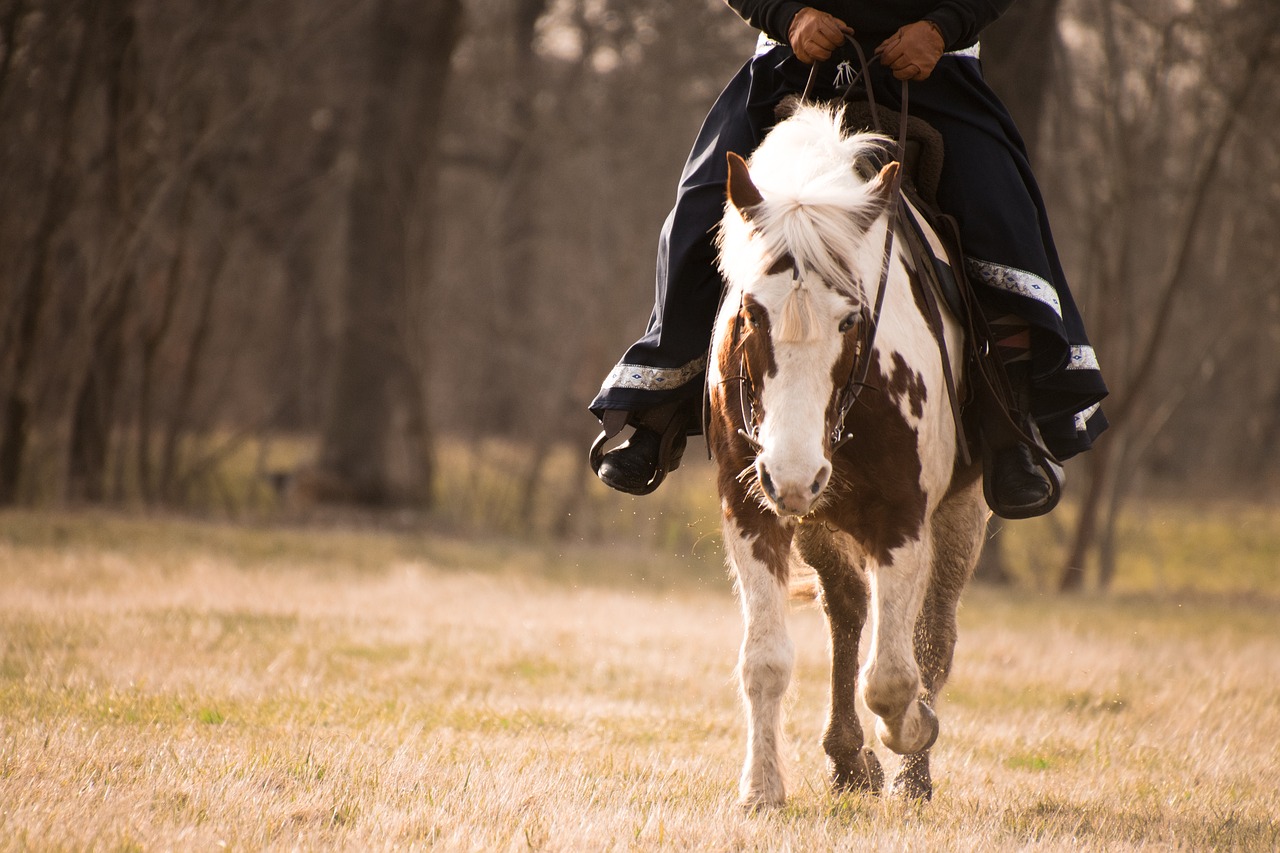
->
[0,3,92,504]
[480,0,549,432]
[1059,436,1112,592]
[67,0,139,503]
[158,240,228,503]
[0,0,27,107]
[315,0,461,505]
[67,292,128,502]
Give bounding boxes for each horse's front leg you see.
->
[893,477,985,800]
[861,533,938,756]
[724,509,794,810]
[795,524,882,794]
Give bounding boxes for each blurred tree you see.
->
[0,1,93,504]
[66,0,140,502]
[1,0,1277,556]
[314,0,462,505]
[1053,0,1280,590]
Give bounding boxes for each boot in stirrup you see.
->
[590,402,691,496]
[981,365,1060,519]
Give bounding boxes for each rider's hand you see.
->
[788,8,854,65]
[875,21,946,80]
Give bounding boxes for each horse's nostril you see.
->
[812,464,832,496]
[758,464,778,500]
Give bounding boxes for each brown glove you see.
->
[875,21,946,81]
[788,7,854,65]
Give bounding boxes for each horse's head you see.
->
[713,109,898,517]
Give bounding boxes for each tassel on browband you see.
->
[777,262,819,343]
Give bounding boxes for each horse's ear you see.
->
[871,161,900,201]
[726,151,764,220]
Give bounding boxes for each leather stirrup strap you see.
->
[589,409,629,477]
[900,203,971,467]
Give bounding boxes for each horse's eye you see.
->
[839,313,858,333]
[742,309,760,329]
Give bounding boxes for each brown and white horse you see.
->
[709,103,986,808]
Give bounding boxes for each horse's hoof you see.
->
[830,746,884,795]
[875,701,939,755]
[738,791,786,813]
[891,752,933,801]
[891,772,933,801]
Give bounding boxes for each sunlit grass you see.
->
[1,508,1279,848]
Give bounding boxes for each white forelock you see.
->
[717,103,893,302]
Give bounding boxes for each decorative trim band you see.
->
[966,258,1063,319]
[601,356,707,393]
[1068,345,1100,371]
[1074,403,1102,433]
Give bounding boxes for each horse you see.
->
[707,101,987,809]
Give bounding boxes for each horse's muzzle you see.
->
[757,458,831,516]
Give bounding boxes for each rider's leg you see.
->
[591,44,821,494]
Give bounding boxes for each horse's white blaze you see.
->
[753,277,851,515]
[722,510,793,808]
[755,356,833,513]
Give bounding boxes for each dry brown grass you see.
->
[1,509,1279,850]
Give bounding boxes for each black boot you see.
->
[981,363,1058,519]
[988,440,1052,516]
[598,428,668,494]
[590,403,690,496]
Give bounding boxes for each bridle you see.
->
[726,39,910,457]
[727,263,876,454]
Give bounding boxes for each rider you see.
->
[590,1,1108,518]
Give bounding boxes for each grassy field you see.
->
[1,507,1279,850]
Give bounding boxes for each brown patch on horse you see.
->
[765,252,795,276]
[737,294,777,378]
[746,508,795,576]
[709,298,792,580]
[817,351,927,566]
[887,351,927,420]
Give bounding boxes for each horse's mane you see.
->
[718,104,892,342]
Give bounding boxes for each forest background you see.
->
[2,0,1278,593]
